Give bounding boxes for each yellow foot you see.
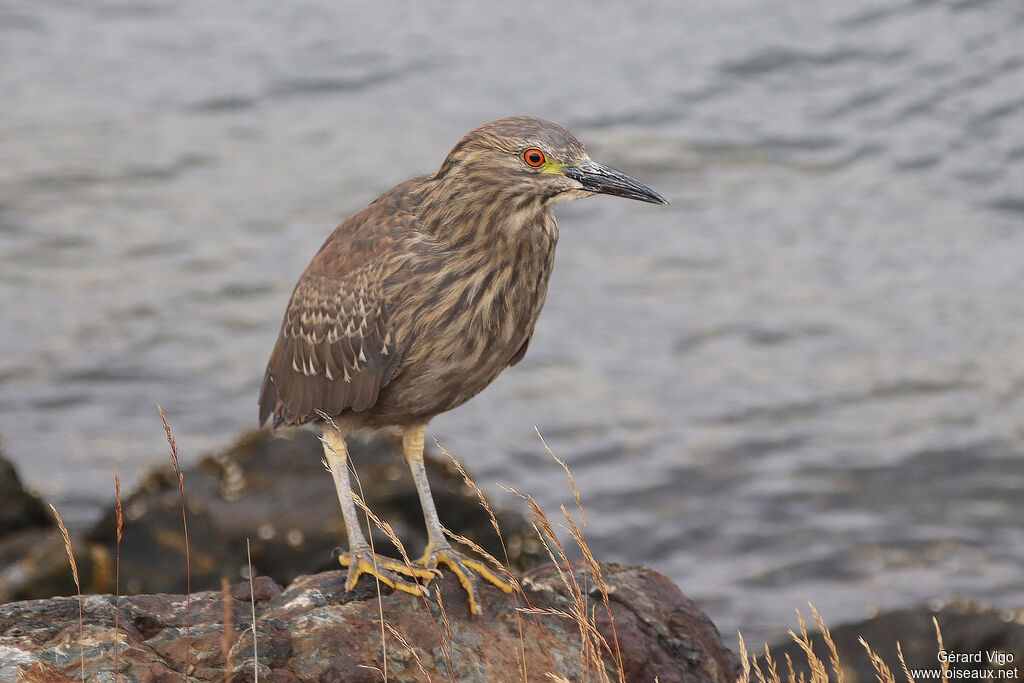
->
[335,546,434,597]
[419,545,514,615]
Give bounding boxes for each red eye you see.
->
[523,148,546,167]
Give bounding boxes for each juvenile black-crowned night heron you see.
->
[259,116,667,613]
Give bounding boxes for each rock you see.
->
[0,563,739,683]
[525,563,741,683]
[1,429,547,602]
[0,449,111,604]
[765,603,1024,682]
[0,451,50,537]
[0,529,111,604]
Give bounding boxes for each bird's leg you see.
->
[402,424,513,615]
[321,427,432,595]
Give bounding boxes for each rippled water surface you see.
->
[2,0,1023,645]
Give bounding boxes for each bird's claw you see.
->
[419,544,514,615]
[335,547,433,597]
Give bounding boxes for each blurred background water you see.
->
[2,0,1023,646]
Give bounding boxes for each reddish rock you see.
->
[0,563,739,682]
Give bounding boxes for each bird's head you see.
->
[433,116,668,208]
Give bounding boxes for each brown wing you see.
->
[259,181,420,427]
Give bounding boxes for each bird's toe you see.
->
[335,547,433,596]
[420,546,514,615]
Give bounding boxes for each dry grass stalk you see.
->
[896,642,915,683]
[158,404,191,682]
[523,502,579,614]
[347,475,390,682]
[749,641,770,683]
[436,442,530,681]
[439,442,572,679]
[535,428,584,529]
[763,645,782,683]
[739,606,953,683]
[221,578,233,683]
[810,604,844,683]
[505,489,574,597]
[859,637,896,683]
[738,633,752,683]
[48,503,85,683]
[560,503,623,677]
[440,526,513,585]
[538,434,599,677]
[348,487,416,575]
[785,653,802,683]
[435,445,519,586]
[384,621,432,682]
[520,606,578,619]
[433,581,455,670]
[247,538,258,683]
[787,607,830,683]
[548,518,602,679]
[933,618,949,683]
[523,511,592,679]
[114,471,124,683]
[502,477,625,683]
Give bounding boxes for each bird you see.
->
[259,116,667,614]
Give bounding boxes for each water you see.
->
[2,0,1023,645]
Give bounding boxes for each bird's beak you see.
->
[560,160,669,205]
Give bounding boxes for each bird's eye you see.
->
[523,148,546,167]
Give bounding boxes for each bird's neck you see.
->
[415,173,558,249]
